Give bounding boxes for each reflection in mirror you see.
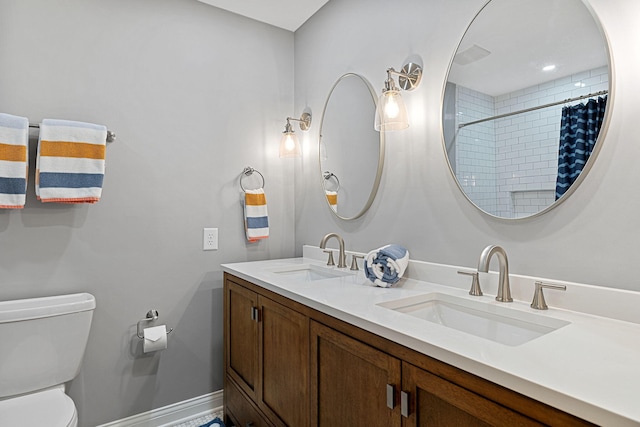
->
[442,0,610,219]
[319,73,384,220]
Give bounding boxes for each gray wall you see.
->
[3,0,640,425]
[0,1,295,426]
[294,0,640,291]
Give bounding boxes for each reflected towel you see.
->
[36,119,107,204]
[364,244,409,287]
[0,113,29,209]
[325,190,337,212]
[244,188,269,242]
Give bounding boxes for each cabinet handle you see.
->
[250,306,260,322]
[401,390,409,418]
[245,422,254,427]
[386,384,395,409]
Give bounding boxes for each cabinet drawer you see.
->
[226,378,272,427]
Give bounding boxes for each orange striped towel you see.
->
[0,113,29,209]
[325,190,337,212]
[244,188,269,242]
[36,119,107,204]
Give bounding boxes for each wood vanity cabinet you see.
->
[310,321,544,427]
[401,362,544,426]
[225,276,309,427]
[224,273,595,427]
[310,320,402,426]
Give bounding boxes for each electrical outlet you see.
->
[203,228,218,250]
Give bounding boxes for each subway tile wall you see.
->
[455,66,608,218]
[455,88,497,213]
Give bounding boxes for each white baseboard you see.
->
[97,390,223,427]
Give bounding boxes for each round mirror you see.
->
[319,73,385,220]
[442,0,611,219]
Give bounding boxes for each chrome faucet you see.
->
[477,245,513,302]
[319,232,347,268]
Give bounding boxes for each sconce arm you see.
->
[286,112,312,131]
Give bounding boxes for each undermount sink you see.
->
[269,264,354,281]
[378,292,570,346]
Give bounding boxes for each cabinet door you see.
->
[258,295,309,427]
[402,362,543,427]
[226,280,259,399]
[226,378,274,427]
[310,321,402,427]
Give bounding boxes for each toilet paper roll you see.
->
[143,325,167,353]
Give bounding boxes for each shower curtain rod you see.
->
[28,123,116,142]
[458,89,608,129]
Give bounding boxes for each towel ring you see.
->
[323,171,340,192]
[240,166,265,192]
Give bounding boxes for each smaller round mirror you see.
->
[319,73,384,220]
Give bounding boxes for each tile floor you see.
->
[162,409,224,427]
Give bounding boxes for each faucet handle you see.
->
[323,250,335,266]
[458,270,482,296]
[531,281,566,310]
[350,254,364,271]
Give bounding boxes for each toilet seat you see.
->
[0,386,78,427]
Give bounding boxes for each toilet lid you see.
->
[0,387,77,427]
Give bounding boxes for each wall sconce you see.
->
[374,62,423,131]
[279,112,312,158]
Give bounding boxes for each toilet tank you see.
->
[0,293,96,398]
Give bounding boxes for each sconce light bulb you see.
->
[384,94,401,119]
[284,133,296,151]
[279,130,301,158]
[375,89,409,131]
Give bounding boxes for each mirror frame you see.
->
[318,72,385,220]
[441,0,614,220]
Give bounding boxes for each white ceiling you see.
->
[197,0,607,97]
[447,0,608,96]
[196,0,330,32]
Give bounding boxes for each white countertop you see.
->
[222,246,640,426]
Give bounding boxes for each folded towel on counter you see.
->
[0,113,29,209]
[36,119,107,204]
[364,244,410,287]
[325,190,337,212]
[244,188,269,242]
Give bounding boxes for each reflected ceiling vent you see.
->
[454,44,491,65]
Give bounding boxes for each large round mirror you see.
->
[319,73,384,220]
[442,0,611,219]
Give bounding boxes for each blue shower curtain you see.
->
[555,96,607,199]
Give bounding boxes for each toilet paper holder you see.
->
[136,309,173,339]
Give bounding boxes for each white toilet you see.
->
[0,293,96,427]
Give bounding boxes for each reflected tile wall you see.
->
[456,66,608,217]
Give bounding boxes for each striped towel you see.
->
[36,119,107,204]
[364,244,410,288]
[0,113,29,209]
[325,190,337,212]
[244,188,269,242]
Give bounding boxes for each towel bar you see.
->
[29,123,116,143]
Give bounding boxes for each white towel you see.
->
[364,244,410,288]
[0,113,29,209]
